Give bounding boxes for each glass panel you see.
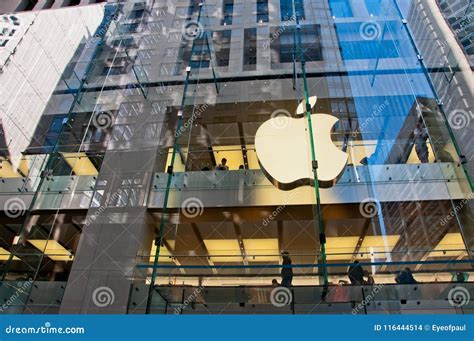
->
[1,0,472,315]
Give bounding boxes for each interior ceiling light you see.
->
[28,240,74,262]
[0,247,20,261]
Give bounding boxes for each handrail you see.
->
[137,259,474,269]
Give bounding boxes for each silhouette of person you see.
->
[348,260,364,285]
[414,122,429,163]
[395,267,417,284]
[360,153,376,166]
[454,271,467,283]
[281,251,293,287]
[364,270,375,285]
[215,158,229,170]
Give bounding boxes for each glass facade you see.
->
[0,0,472,314]
[438,0,474,65]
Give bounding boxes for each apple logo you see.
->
[255,96,348,190]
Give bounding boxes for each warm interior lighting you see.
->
[203,239,242,262]
[407,142,436,164]
[165,148,187,172]
[245,144,260,170]
[325,236,359,260]
[212,146,244,170]
[61,152,98,176]
[0,157,23,178]
[28,240,74,261]
[325,235,400,260]
[149,240,175,263]
[345,140,377,166]
[427,233,467,258]
[243,238,279,262]
[17,157,29,177]
[0,247,20,261]
[357,235,400,259]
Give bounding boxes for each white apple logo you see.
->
[255,97,348,190]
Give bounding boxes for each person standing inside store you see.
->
[215,158,229,170]
[414,122,429,163]
[363,270,375,285]
[281,251,293,287]
[348,260,364,285]
[395,267,417,284]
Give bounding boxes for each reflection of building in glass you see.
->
[437,0,473,65]
[0,6,104,170]
[0,0,472,315]
[407,0,474,177]
[0,0,110,15]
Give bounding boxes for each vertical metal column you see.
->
[291,0,328,286]
[145,0,220,313]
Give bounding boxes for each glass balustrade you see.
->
[0,154,48,194]
[149,144,468,193]
[139,283,474,314]
[0,280,67,314]
[2,278,471,314]
[127,255,474,314]
[0,247,472,314]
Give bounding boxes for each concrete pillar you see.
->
[60,99,163,313]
